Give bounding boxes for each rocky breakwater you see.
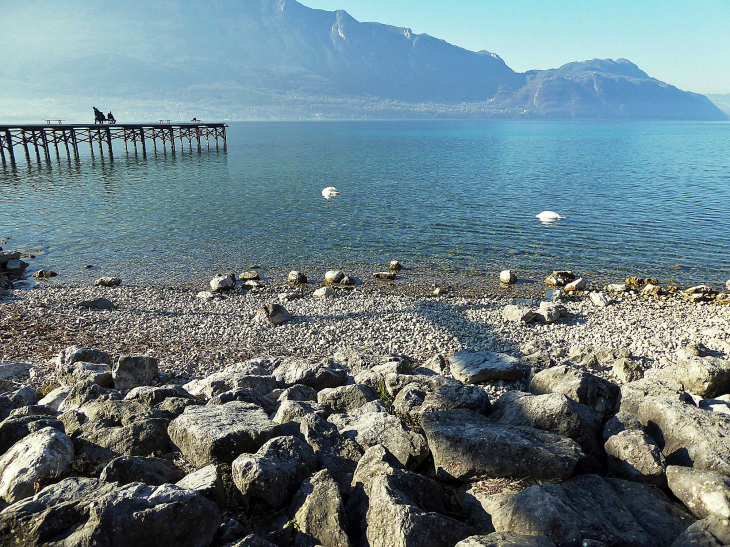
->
[3,332,730,546]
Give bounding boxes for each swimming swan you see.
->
[322,187,340,199]
[535,211,565,221]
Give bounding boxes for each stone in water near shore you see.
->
[447,349,524,384]
[499,270,516,285]
[564,277,586,291]
[94,276,122,287]
[545,271,575,288]
[32,269,57,279]
[238,271,260,281]
[373,271,396,281]
[389,260,402,271]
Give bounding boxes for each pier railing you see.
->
[0,122,227,165]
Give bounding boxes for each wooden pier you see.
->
[0,122,227,166]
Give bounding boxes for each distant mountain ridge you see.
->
[0,0,725,121]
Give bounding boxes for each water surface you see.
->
[1,121,729,286]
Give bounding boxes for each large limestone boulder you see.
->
[329,406,429,468]
[0,427,73,504]
[289,469,351,547]
[232,436,317,508]
[0,415,64,456]
[36,385,73,411]
[448,350,524,384]
[421,384,492,416]
[529,365,619,415]
[297,414,363,495]
[604,429,667,485]
[100,456,185,486]
[176,464,225,508]
[168,402,280,467]
[317,384,378,414]
[421,409,584,481]
[672,352,730,398]
[125,385,194,406]
[618,375,685,415]
[666,465,730,519]
[489,391,602,458]
[0,477,220,546]
[55,346,111,368]
[489,474,693,546]
[635,396,730,476]
[74,418,171,463]
[348,445,474,547]
[57,380,121,413]
[112,355,159,390]
[57,361,113,388]
[273,358,347,390]
[273,400,328,424]
[183,368,277,398]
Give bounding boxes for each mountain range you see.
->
[0,0,725,121]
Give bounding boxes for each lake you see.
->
[1,120,729,286]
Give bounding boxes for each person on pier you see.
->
[93,107,105,124]
[107,112,116,124]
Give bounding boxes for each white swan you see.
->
[322,186,340,199]
[535,211,565,222]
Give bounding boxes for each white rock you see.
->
[590,292,611,308]
[313,287,335,299]
[37,386,73,410]
[324,270,344,284]
[389,260,402,272]
[0,361,32,381]
[564,278,587,291]
[0,427,73,503]
[499,270,517,285]
[607,283,627,293]
[545,289,563,302]
[210,275,234,292]
[94,277,122,287]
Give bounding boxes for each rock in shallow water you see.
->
[94,276,121,287]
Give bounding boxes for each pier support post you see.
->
[88,129,94,157]
[139,128,146,156]
[70,129,79,160]
[61,130,70,159]
[40,130,51,161]
[106,127,113,158]
[222,126,227,152]
[52,130,60,159]
[4,129,15,166]
[31,131,42,162]
[169,128,175,154]
[21,131,30,162]
[0,136,6,167]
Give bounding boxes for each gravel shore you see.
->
[2,278,728,391]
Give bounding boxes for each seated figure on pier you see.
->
[107,112,116,124]
[93,107,106,124]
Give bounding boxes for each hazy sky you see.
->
[306,0,730,94]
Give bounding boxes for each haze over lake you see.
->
[2,120,729,286]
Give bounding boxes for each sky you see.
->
[306,0,730,95]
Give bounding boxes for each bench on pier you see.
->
[45,119,64,125]
[159,119,171,124]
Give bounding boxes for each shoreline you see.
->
[2,273,728,391]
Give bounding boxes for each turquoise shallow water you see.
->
[1,120,729,285]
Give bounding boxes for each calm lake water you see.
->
[1,121,729,286]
